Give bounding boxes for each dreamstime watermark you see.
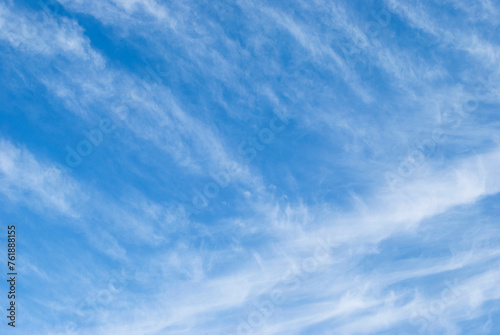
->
[386,74,497,191]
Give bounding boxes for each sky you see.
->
[0,0,500,334]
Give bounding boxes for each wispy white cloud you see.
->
[1,0,500,334]
[37,147,498,335]
[0,139,82,217]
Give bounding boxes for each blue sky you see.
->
[1,0,500,334]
